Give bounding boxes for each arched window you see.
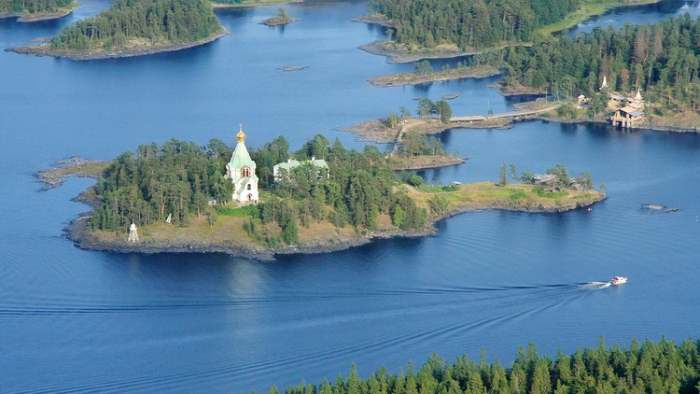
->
[247,184,251,191]
[242,167,251,177]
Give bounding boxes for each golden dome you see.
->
[236,124,246,143]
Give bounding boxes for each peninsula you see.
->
[347,100,560,143]
[9,0,227,60]
[0,0,77,22]
[369,61,500,87]
[50,131,604,260]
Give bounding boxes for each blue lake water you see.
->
[1,1,700,392]
[569,0,700,34]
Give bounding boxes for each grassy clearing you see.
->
[217,205,257,218]
[388,155,464,171]
[407,182,603,213]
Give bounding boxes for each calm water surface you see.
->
[570,0,700,34]
[1,1,700,393]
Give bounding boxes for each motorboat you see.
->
[610,276,628,286]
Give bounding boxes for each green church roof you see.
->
[228,130,256,169]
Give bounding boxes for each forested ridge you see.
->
[0,0,72,14]
[369,0,581,50]
[49,0,222,52]
[275,338,700,394]
[499,15,700,113]
[91,136,429,246]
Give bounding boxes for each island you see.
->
[0,0,77,22]
[359,0,660,63]
[9,0,227,60]
[369,60,500,87]
[46,129,604,260]
[261,8,294,26]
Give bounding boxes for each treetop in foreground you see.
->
[276,338,700,394]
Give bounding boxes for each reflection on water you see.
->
[1,1,700,393]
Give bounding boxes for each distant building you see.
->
[533,174,558,189]
[577,94,589,107]
[225,126,259,205]
[127,223,139,243]
[610,89,645,129]
[273,157,329,182]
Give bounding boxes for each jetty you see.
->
[450,103,560,123]
[385,103,561,153]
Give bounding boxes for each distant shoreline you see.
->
[356,0,662,64]
[211,0,302,9]
[0,1,77,23]
[7,29,228,61]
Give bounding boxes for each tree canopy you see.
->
[499,15,700,113]
[91,136,429,246]
[279,338,700,394]
[370,0,580,50]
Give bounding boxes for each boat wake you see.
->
[579,281,611,289]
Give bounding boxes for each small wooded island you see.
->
[261,8,295,26]
[53,127,604,260]
[10,0,226,60]
[0,0,77,22]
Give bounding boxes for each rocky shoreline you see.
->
[67,215,436,261]
[64,183,605,261]
[36,157,107,190]
[359,41,476,64]
[67,198,603,261]
[8,29,228,61]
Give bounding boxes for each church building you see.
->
[225,126,259,205]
